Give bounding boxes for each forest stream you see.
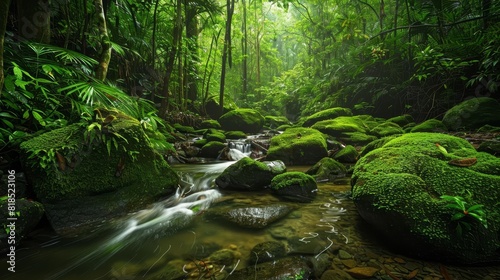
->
[3,148,500,280]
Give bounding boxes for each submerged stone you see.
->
[249,241,287,264]
[351,132,500,263]
[208,204,294,229]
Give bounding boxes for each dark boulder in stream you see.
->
[351,132,500,263]
[215,157,286,190]
[19,108,179,234]
[208,203,295,229]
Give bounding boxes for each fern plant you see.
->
[440,195,488,236]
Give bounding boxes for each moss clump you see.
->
[302,107,352,127]
[306,157,346,181]
[370,122,404,137]
[270,172,317,202]
[205,130,226,143]
[173,123,196,133]
[224,130,247,139]
[215,157,286,190]
[387,114,414,127]
[333,145,359,163]
[200,119,221,129]
[410,119,448,133]
[266,127,328,165]
[218,108,265,133]
[351,132,500,263]
[265,115,291,129]
[199,141,226,158]
[442,97,500,130]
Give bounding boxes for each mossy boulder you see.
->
[200,119,221,129]
[19,110,179,234]
[442,97,500,131]
[173,123,196,133]
[332,145,359,163]
[265,115,291,129]
[311,116,378,145]
[218,108,265,133]
[303,107,353,127]
[266,127,328,165]
[215,157,286,190]
[0,199,44,254]
[306,157,347,181]
[370,122,404,137]
[387,114,414,127]
[250,241,287,264]
[205,130,226,143]
[351,132,500,263]
[410,119,448,133]
[271,172,318,202]
[224,130,247,139]
[199,141,226,158]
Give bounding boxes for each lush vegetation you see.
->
[1,0,499,163]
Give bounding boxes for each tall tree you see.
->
[219,0,235,114]
[0,0,10,96]
[241,0,248,98]
[94,0,112,81]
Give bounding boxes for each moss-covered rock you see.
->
[249,241,287,264]
[0,199,44,253]
[224,130,247,139]
[200,119,221,129]
[442,97,500,131]
[215,157,286,190]
[477,124,500,133]
[303,107,353,127]
[271,172,318,202]
[370,122,404,137]
[218,108,265,133]
[478,140,500,156]
[387,114,415,127]
[332,145,359,163]
[265,115,291,129]
[266,127,328,165]
[199,141,226,158]
[410,119,448,132]
[351,132,500,263]
[19,110,178,233]
[306,157,347,181]
[173,123,196,133]
[205,130,226,143]
[311,116,379,145]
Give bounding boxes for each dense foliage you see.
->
[1,0,499,161]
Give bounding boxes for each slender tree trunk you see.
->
[241,0,248,98]
[219,0,235,115]
[0,0,10,97]
[151,0,160,101]
[94,0,112,81]
[160,0,182,117]
[254,0,261,86]
[17,0,50,43]
[185,1,199,103]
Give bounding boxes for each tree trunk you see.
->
[241,0,248,98]
[160,0,182,117]
[151,0,160,101]
[219,0,235,115]
[0,0,10,97]
[185,1,199,103]
[16,0,50,43]
[94,0,112,81]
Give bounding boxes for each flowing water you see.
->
[3,156,500,279]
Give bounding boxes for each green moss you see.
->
[333,145,358,163]
[173,123,195,133]
[306,157,346,181]
[276,124,292,131]
[312,116,368,136]
[199,141,226,158]
[370,122,404,137]
[270,172,317,202]
[387,114,414,127]
[205,131,226,143]
[265,115,291,129]
[410,119,448,133]
[200,119,221,129]
[302,107,352,127]
[266,127,328,165]
[224,130,247,139]
[218,108,265,133]
[338,132,378,146]
[351,132,500,263]
[442,97,500,130]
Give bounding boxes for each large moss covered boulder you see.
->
[218,108,265,133]
[351,132,500,263]
[306,157,347,182]
[442,97,500,130]
[19,109,179,234]
[215,157,286,190]
[311,116,378,145]
[302,107,352,127]
[266,127,328,165]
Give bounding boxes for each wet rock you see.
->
[218,108,265,134]
[199,141,226,158]
[215,157,286,190]
[208,204,294,229]
[0,198,44,254]
[306,157,347,181]
[351,132,500,263]
[333,145,359,163]
[339,249,353,259]
[442,97,500,130]
[266,127,328,165]
[249,241,287,264]
[268,225,296,240]
[229,256,312,280]
[320,269,353,280]
[311,253,332,278]
[270,172,318,202]
[346,266,379,279]
[478,140,500,156]
[209,248,240,266]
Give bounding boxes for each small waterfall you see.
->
[228,140,252,154]
[49,162,232,279]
